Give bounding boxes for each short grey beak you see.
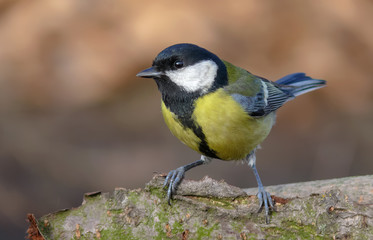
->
[136,67,161,78]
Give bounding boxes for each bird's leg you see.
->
[163,155,211,205]
[247,151,274,223]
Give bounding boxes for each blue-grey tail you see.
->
[276,73,326,97]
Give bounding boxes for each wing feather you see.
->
[225,73,292,117]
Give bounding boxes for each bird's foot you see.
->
[163,167,185,205]
[257,186,274,224]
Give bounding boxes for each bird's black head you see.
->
[137,43,228,98]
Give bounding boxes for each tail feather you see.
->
[276,72,326,97]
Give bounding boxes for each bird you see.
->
[136,43,326,223]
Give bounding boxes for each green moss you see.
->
[127,191,141,204]
[232,196,251,205]
[142,212,155,227]
[231,219,245,233]
[100,227,136,240]
[193,196,235,209]
[37,216,53,238]
[146,185,167,200]
[108,209,124,215]
[265,220,327,239]
[172,219,185,235]
[303,201,317,219]
[153,206,172,239]
[194,222,219,239]
[39,209,77,239]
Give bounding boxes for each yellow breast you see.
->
[161,102,201,153]
[161,89,276,160]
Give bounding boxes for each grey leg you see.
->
[163,155,211,205]
[247,151,274,223]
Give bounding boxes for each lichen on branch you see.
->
[28,175,373,239]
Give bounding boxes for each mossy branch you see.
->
[27,175,373,239]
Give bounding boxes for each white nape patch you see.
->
[261,81,269,106]
[165,60,218,93]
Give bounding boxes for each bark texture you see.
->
[29,175,373,239]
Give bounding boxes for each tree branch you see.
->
[28,175,373,239]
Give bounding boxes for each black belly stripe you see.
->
[159,78,219,159]
[196,128,219,159]
[178,116,219,159]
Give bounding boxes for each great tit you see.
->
[137,43,326,223]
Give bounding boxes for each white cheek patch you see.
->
[165,60,218,93]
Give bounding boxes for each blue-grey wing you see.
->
[231,79,293,116]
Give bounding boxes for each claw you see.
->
[256,187,274,224]
[163,171,172,188]
[167,184,172,205]
[162,158,206,205]
[163,167,186,205]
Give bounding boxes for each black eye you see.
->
[174,60,184,69]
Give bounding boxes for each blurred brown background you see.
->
[1,0,372,238]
